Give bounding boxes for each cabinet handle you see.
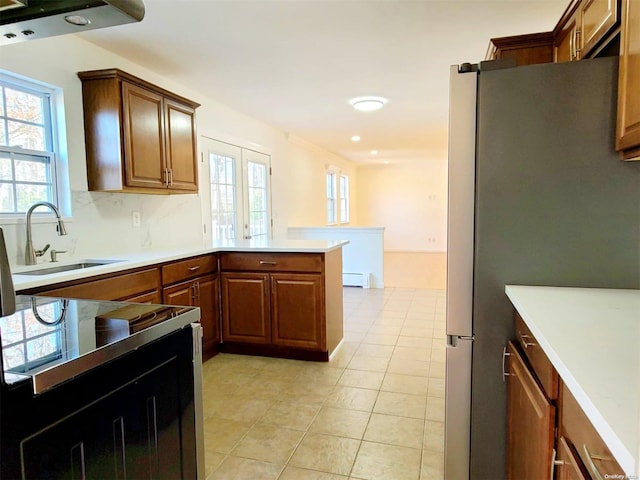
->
[502,346,511,382]
[583,445,608,480]
[259,260,277,266]
[70,442,86,479]
[570,29,574,60]
[188,266,201,272]
[191,284,197,303]
[550,448,564,479]
[113,416,126,480]
[195,281,200,300]
[575,29,581,58]
[164,167,170,187]
[519,332,537,348]
[169,168,173,186]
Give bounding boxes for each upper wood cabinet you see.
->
[554,0,620,62]
[78,69,200,193]
[616,0,640,160]
[485,32,554,66]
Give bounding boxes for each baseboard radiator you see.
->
[342,272,370,288]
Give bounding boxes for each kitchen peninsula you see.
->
[12,239,348,361]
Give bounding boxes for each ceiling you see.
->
[80,0,568,164]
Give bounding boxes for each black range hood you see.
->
[0,0,145,45]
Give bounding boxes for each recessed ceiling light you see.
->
[383,161,390,165]
[371,150,378,155]
[349,96,388,112]
[351,135,360,142]
[65,15,91,25]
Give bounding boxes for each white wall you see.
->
[0,34,347,265]
[356,159,447,252]
[287,135,358,227]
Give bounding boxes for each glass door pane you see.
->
[203,138,243,242]
[242,149,270,240]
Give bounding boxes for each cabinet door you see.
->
[122,82,167,189]
[271,273,324,351]
[163,279,195,307]
[556,436,589,480]
[165,98,198,191]
[221,272,270,344]
[616,0,640,159]
[506,341,555,480]
[196,273,220,349]
[580,0,618,56]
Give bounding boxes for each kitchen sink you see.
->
[17,261,123,276]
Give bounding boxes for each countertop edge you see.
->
[13,240,349,291]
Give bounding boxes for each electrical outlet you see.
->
[132,211,141,227]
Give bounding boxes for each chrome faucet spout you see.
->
[25,201,68,266]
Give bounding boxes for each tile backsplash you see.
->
[1,191,205,266]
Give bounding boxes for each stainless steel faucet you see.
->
[25,201,68,265]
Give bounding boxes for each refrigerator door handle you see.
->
[447,334,474,347]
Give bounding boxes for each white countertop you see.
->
[505,285,640,476]
[12,239,348,291]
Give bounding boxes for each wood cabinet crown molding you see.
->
[77,68,200,109]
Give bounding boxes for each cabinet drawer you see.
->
[561,383,625,479]
[515,313,559,400]
[220,253,322,273]
[162,254,217,285]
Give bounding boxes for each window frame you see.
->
[339,174,350,224]
[326,170,337,225]
[0,70,67,219]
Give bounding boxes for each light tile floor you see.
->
[203,287,446,480]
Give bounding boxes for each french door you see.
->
[201,137,271,242]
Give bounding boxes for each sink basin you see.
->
[18,261,122,276]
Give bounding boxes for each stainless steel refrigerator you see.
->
[445,56,640,480]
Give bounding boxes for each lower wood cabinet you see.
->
[221,272,324,351]
[219,250,342,361]
[507,311,626,480]
[163,273,220,356]
[506,340,556,480]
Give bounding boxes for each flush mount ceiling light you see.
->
[370,150,378,155]
[349,96,388,112]
[351,135,361,142]
[65,15,91,25]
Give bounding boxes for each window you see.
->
[339,175,349,223]
[0,72,62,215]
[326,171,337,224]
